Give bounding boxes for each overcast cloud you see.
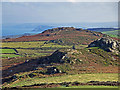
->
[2,2,118,24]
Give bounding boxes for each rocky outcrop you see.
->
[38,49,81,64]
[88,37,120,54]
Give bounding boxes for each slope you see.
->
[3,27,104,45]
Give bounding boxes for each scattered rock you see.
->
[25,60,29,63]
[46,67,61,74]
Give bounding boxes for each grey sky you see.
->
[2,0,120,2]
[2,2,118,24]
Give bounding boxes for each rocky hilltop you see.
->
[88,37,120,54]
[2,27,104,45]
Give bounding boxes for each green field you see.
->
[0,49,21,58]
[42,43,72,48]
[1,49,20,58]
[58,85,118,88]
[4,73,118,87]
[102,30,120,38]
[102,30,119,35]
[2,41,86,49]
[2,41,46,48]
[1,54,21,58]
[16,49,53,57]
[1,49,16,54]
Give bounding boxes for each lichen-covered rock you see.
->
[88,37,120,54]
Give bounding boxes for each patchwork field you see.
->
[1,41,86,59]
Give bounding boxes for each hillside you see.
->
[38,47,118,73]
[2,27,120,88]
[3,27,104,45]
[2,47,119,88]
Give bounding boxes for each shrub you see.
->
[28,73,37,78]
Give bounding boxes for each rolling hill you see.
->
[3,27,105,45]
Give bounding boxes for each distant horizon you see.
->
[2,21,118,26]
[2,22,118,36]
